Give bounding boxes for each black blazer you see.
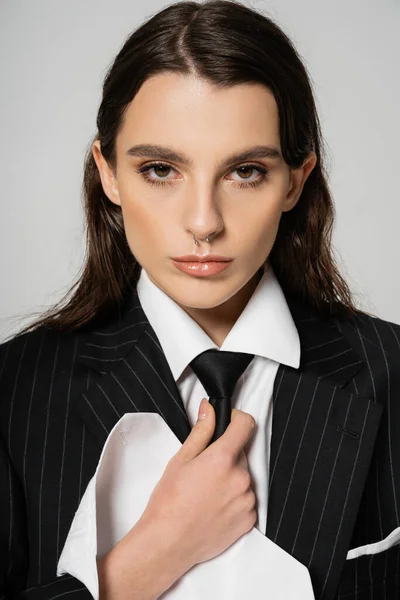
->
[1,285,399,600]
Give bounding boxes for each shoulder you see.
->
[0,326,81,382]
[335,308,400,364]
[0,327,86,439]
[333,308,400,408]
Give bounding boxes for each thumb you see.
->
[174,398,215,464]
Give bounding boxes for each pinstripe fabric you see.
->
[333,313,400,599]
[0,286,399,599]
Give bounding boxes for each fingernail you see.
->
[198,398,208,420]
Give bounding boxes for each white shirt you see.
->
[136,261,301,533]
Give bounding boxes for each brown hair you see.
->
[16,0,362,337]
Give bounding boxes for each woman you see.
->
[1,1,399,599]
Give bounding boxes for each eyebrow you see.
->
[125,143,282,168]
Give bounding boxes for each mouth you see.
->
[171,258,233,277]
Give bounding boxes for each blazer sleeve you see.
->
[0,431,93,600]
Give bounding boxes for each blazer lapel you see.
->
[73,289,191,449]
[266,293,383,600]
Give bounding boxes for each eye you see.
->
[137,163,175,186]
[228,164,270,188]
[136,162,270,189]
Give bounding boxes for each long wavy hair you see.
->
[16,0,362,337]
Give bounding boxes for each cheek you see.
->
[249,219,281,259]
[119,197,163,257]
[238,195,284,248]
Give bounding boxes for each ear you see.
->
[282,151,317,212]
[91,140,121,207]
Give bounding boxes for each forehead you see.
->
[117,73,281,154]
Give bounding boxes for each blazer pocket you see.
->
[337,543,400,598]
[346,526,400,560]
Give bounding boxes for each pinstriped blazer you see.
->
[0,284,399,600]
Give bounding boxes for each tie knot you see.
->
[189,349,254,400]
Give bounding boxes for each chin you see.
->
[169,284,241,310]
[179,298,227,310]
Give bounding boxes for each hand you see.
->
[138,398,257,571]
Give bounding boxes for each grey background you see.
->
[1,0,399,342]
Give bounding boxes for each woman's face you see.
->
[93,73,316,318]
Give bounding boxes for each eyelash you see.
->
[136,162,270,189]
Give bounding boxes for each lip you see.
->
[171,254,233,262]
[171,259,232,277]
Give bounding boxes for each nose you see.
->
[184,184,225,242]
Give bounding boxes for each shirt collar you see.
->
[136,262,300,381]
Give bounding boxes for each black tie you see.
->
[189,349,255,445]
